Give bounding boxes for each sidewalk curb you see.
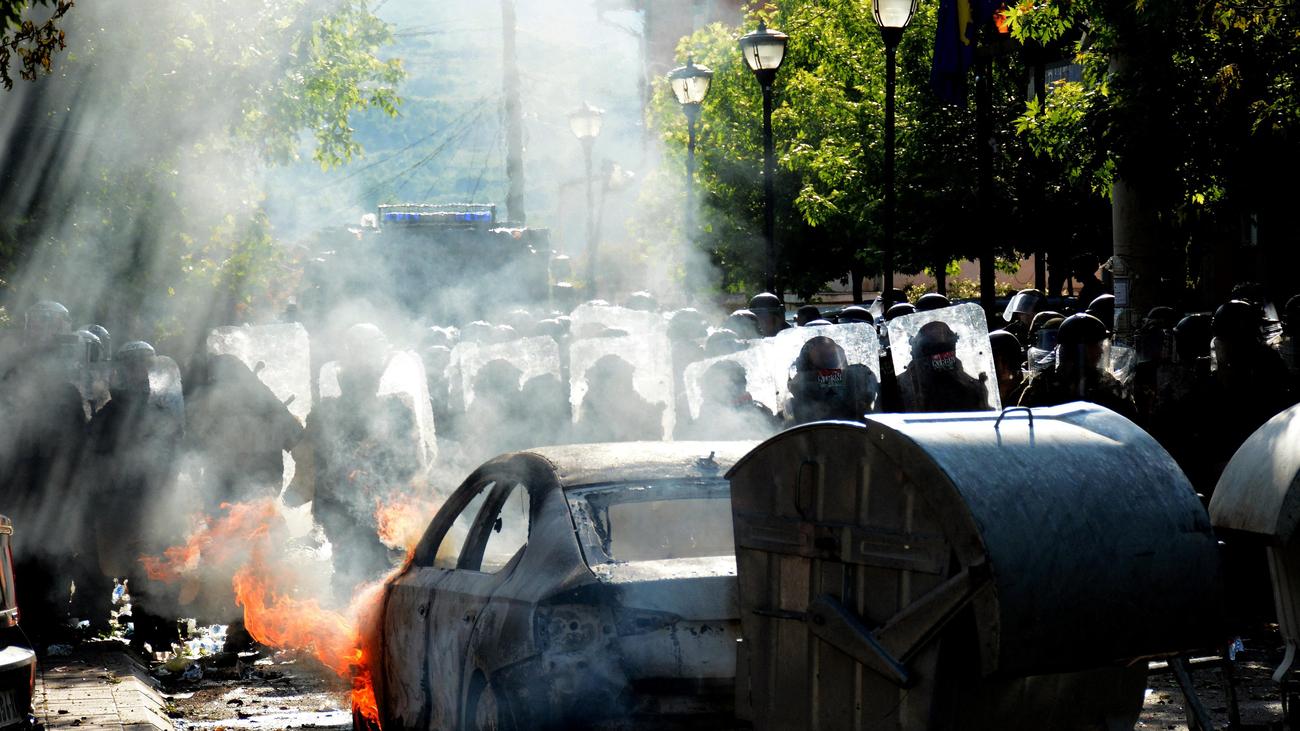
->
[34,642,173,730]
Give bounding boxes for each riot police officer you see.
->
[897,321,991,412]
[1019,313,1136,419]
[748,293,789,337]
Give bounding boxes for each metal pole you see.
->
[1033,55,1048,293]
[583,139,597,296]
[883,28,901,304]
[976,33,996,314]
[684,104,700,247]
[762,81,776,293]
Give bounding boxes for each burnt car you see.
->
[0,516,37,730]
[368,441,757,730]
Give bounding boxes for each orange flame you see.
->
[142,499,391,727]
[374,494,443,554]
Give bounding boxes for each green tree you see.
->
[0,0,403,346]
[643,0,1084,301]
[0,0,71,89]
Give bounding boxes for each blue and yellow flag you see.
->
[931,0,996,104]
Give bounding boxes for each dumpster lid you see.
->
[1209,403,1300,541]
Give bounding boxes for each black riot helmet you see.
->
[838,305,874,324]
[910,321,962,368]
[624,291,658,312]
[748,292,782,313]
[915,293,951,312]
[725,309,761,339]
[749,292,786,336]
[1003,289,1045,324]
[1057,313,1109,348]
[1213,300,1260,345]
[884,303,916,321]
[80,324,112,360]
[114,340,156,393]
[988,329,1023,372]
[1174,313,1212,363]
[25,300,70,343]
[668,308,709,342]
[796,305,822,326]
[75,329,104,363]
[1086,294,1115,329]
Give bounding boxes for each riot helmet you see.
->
[796,305,822,327]
[75,329,104,363]
[989,329,1024,402]
[725,310,761,339]
[113,340,156,394]
[1212,300,1260,345]
[341,323,390,391]
[704,329,746,357]
[1173,313,1212,363]
[25,300,70,344]
[915,293,951,312]
[701,360,749,408]
[500,309,535,336]
[1285,294,1300,338]
[1002,289,1045,325]
[624,291,658,312]
[884,302,916,321]
[804,319,832,327]
[789,336,849,403]
[1055,313,1109,374]
[81,324,111,360]
[909,321,962,372]
[748,292,785,336]
[1086,294,1115,330]
[838,306,874,324]
[668,308,710,342]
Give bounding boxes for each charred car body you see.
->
[0,516,37,730]
[371,441,755,730]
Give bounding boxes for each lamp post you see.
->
[871,0,918,304]
[569,102,605,295]
[668,58,713,249]
[738,20,788,293]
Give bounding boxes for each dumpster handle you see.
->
[794,459,817,519]
[994,406,1034,431]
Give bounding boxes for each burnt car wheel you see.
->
[464,674,516,731]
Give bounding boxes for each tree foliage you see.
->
[0,0,72,89]
[0,0,404,343]
[644,0,1070,299]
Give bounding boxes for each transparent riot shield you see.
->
[450,336,561,410]
[1110,344,1137,390]
[683,322,882,421]
[150,355,187,423]
[569,302,667,340]
[378,351,438,469]
[886,303,1001,412]
[317,350,438,468]
[207,323,312,426]
[764,323,882,418]
[570,332,675,442]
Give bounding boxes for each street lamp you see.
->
[871,0,918,304]
[738,20,788,293]
[569,101,605,295]
[668,58,713,249]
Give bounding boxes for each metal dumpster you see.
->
[727,402,1223,730]
[1208,403,1300,693]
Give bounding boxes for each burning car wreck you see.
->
[369,441,756,731]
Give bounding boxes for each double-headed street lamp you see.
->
[738,20,788,293]
[871,0,918,305]
[668,58,713,249]
[569,101,605,295]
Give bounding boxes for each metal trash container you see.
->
[1208,403,1300,692]
[727,402,1223,730]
